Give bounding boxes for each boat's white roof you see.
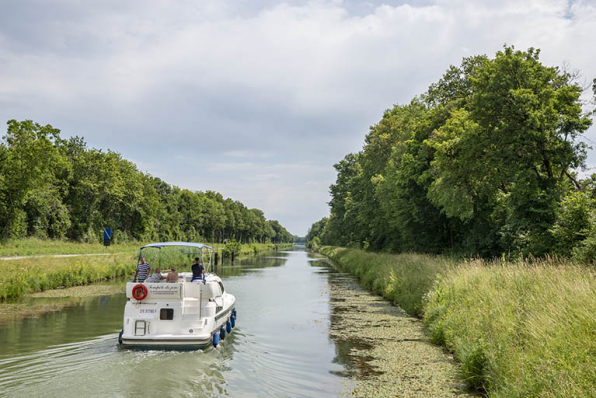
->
[141,242,213,249]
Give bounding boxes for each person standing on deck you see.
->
[191,258,204,282]
[134,256,151,282]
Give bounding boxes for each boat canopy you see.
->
[141,242,213,250]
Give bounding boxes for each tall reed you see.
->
[424,259,596,397]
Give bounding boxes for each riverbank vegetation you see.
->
[318,246,455,316]
[308,46,595,259]
[0,253,135,300]
[0,120,293,244]
[320,246,596,397]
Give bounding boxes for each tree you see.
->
[427,46,592,255]
[378,102,453,253]
[0,120,62,238]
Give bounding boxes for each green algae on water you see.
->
[327,269,472,398]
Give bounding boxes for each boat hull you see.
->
[120,300,235,350]
[121,336,213,350]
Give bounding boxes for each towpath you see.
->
[0,253,120,261]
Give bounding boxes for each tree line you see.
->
[0,120,294,244]
[308,46,596,260]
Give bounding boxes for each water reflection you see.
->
[0,292,127,358]
[215,252,289,277]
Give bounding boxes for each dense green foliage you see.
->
[321,246,596,397]
[0,120,293,244]
[309,47,595,259]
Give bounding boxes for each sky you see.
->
[0,0,595,236]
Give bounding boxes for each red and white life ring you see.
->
[132,284,148,301]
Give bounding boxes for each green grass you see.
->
[0,238,140,257]
[424,259,596,397]
[319,246,596,397]
[0,253,135,300]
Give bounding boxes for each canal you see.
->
[0,248,354,397]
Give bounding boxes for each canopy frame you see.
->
[137,242,214,276]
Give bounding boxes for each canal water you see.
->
[0,249,354,397]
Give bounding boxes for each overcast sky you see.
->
[1,0,595,236]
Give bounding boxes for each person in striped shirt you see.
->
[134,256,151,282]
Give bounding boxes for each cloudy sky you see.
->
[1,0,595,235]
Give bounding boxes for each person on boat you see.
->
[191,258,204,281]
[145,268,165,283]
[134,257,151,282]
[166,267,178,282]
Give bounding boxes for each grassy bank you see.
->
[318,246,596,397]
[0,239,294,300]
[0,253,135,300]
[318,246,457,316]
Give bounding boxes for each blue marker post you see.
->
[103,228,112,247]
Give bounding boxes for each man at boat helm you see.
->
[191,258,204,282]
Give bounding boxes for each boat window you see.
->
[218,282,225,294]
[160,308,174,320]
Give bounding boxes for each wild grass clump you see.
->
[318,246,456,316]
[0,253,136,300]
[424,259,596,397]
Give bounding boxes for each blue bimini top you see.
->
[140,242,213,250]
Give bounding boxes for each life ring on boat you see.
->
[132,284,148,301]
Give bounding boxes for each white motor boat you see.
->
[119,242,236,350]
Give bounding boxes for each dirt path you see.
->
[328,271,472,397]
